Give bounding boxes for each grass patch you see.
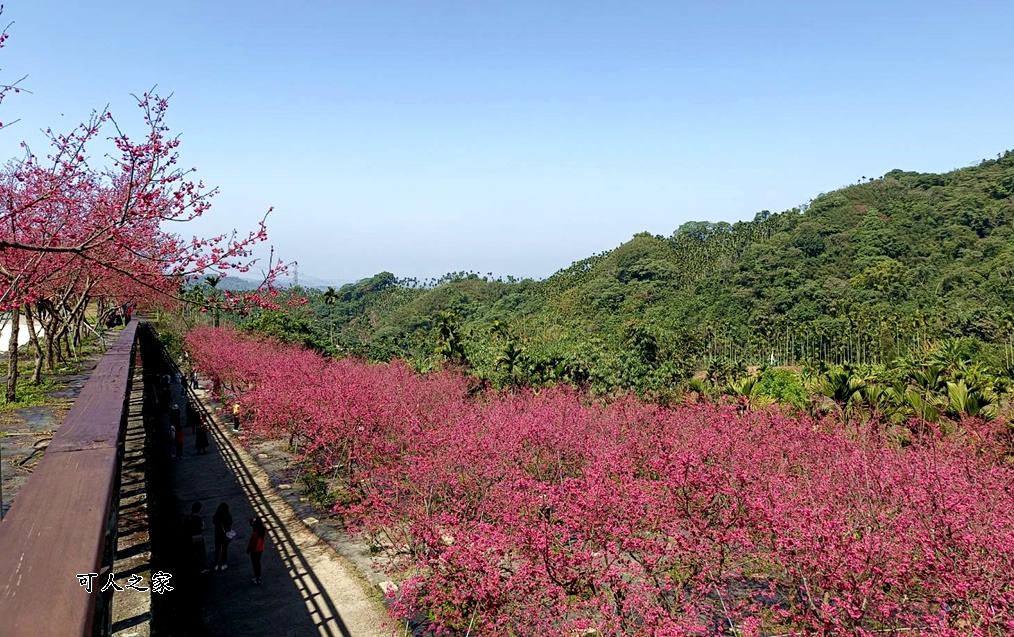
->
[299,470,337,509]
[0,377,62,411]
[0,331,109,411]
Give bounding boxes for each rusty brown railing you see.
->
[0,321,139,636]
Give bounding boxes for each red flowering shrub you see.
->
[188,326,1014,636]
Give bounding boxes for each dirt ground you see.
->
[0,354,101,517]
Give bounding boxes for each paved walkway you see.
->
[164,374,392,637]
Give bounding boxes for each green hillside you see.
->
[250,150,1014,394]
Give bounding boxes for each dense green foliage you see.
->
[237,151,1014,400]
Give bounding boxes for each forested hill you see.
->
[255,150,1014,392]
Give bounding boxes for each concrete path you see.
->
[167,376,392,637]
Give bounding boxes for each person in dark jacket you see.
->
[195,417,210,454]
[186,401,199,433]
[184,502,207,573]
[212,503,233,571]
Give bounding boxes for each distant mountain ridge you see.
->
[283,149,1014,382]
[213,273,355,291]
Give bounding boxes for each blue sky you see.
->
[2,1,1012,284]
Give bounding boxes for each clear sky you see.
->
[1,1,1012,284]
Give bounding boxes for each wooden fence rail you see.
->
[0,321,139,636]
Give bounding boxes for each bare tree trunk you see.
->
[45,328,56,370]
[76,298,87,347]
[67,307,81,359]
[62,329,72,361]
[6,305,21,403]
[23,303,44,384]
[41,301,62,371]
[51,322,69,366]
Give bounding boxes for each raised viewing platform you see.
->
[0,321,139,635]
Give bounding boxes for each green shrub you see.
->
[756,368,807,408]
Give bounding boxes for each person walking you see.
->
[184,502,208,574]
[158,374,171,409]
[246,517,267,584]
[195,418,210,455]
[186,400,198,433]
[232,401,242,432]
[212,503,234,571]
[174,422,185,459]
[169,402,181,434]
[168,422,176,459]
